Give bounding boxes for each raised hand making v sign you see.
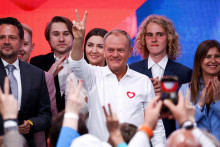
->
[71,10,88,61]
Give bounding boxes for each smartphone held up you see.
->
[160,76,178,114]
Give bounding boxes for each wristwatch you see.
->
[4,119,18,133]
[4,125,18,133]
[180,120,194,130]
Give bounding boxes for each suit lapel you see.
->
[19,60,31,109]
[47,52,55,69]
[0,59,7,90]
[164,59,174,76]
[142,59,153,78]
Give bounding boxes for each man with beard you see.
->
[0,17,51,147]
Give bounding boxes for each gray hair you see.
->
[103,29,132,50]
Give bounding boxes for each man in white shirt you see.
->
[68,11,166,146]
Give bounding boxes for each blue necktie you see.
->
[6,64,18,100]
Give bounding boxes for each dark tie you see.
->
[6,64,18,100]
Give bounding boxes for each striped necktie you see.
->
[6,64,18,100]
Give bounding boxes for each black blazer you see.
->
[0,58,52,147]
[129,59,192,137]
[30,52,65,112]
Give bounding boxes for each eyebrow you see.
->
[146,31,165,33]
[87,42,103,45]
[52,31,70,33]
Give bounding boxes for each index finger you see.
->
[18,123,25,128]
[177,90,185,105]
[75,9,81,22]
[149,95,161,107]
[74,80,83,98]
[185,88,190,104]
[108,103,112,116]
[4,77,10,95]
[102,106,108,117]
[82,11,88,25]
[56,55,66,66]
[68,79,74,95]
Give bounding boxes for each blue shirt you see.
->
[56,127,80,147]
[180,83,220,142]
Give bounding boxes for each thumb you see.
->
[155,100,163,113]
[164,99,175,113]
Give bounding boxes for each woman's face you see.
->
[85,35,105,66]
[201,47,220,77]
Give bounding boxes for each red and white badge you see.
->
[127,91,135,99]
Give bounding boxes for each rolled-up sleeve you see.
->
[68,55,95,92]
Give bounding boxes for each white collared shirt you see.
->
[1,58,22,110]
[148,55,168,79]
[68,56,166,146]
[54,55,71,96]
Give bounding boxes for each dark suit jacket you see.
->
[0,58,52,147]
[30,52,65,112]
[129,59,192,137]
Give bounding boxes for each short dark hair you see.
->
[48,111,88,147]
[83,28,108,64]
[0,17,24,40]
[45,16,73,42]
[120,123,137,144]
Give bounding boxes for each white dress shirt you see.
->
[148,55,168,79]
[68,57,166,146]
[54,55,72,96]
[1,58,22,110]
[65,73,88,115]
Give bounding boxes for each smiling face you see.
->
[145,22,168,59]
[201,47,220,77]
[104,33,132,75]
[49,22,73,56]
[0,24,22,63]
[18,29,34,62]
[85,35,105,66]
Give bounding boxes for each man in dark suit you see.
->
[30,16,74,112]
[0,17,52,147]
[129,15,192,138]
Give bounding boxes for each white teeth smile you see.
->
[208,65,217,67]
[18,54,24,57]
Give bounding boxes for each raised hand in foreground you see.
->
[0,77,18,120]
[103,104,125,146]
